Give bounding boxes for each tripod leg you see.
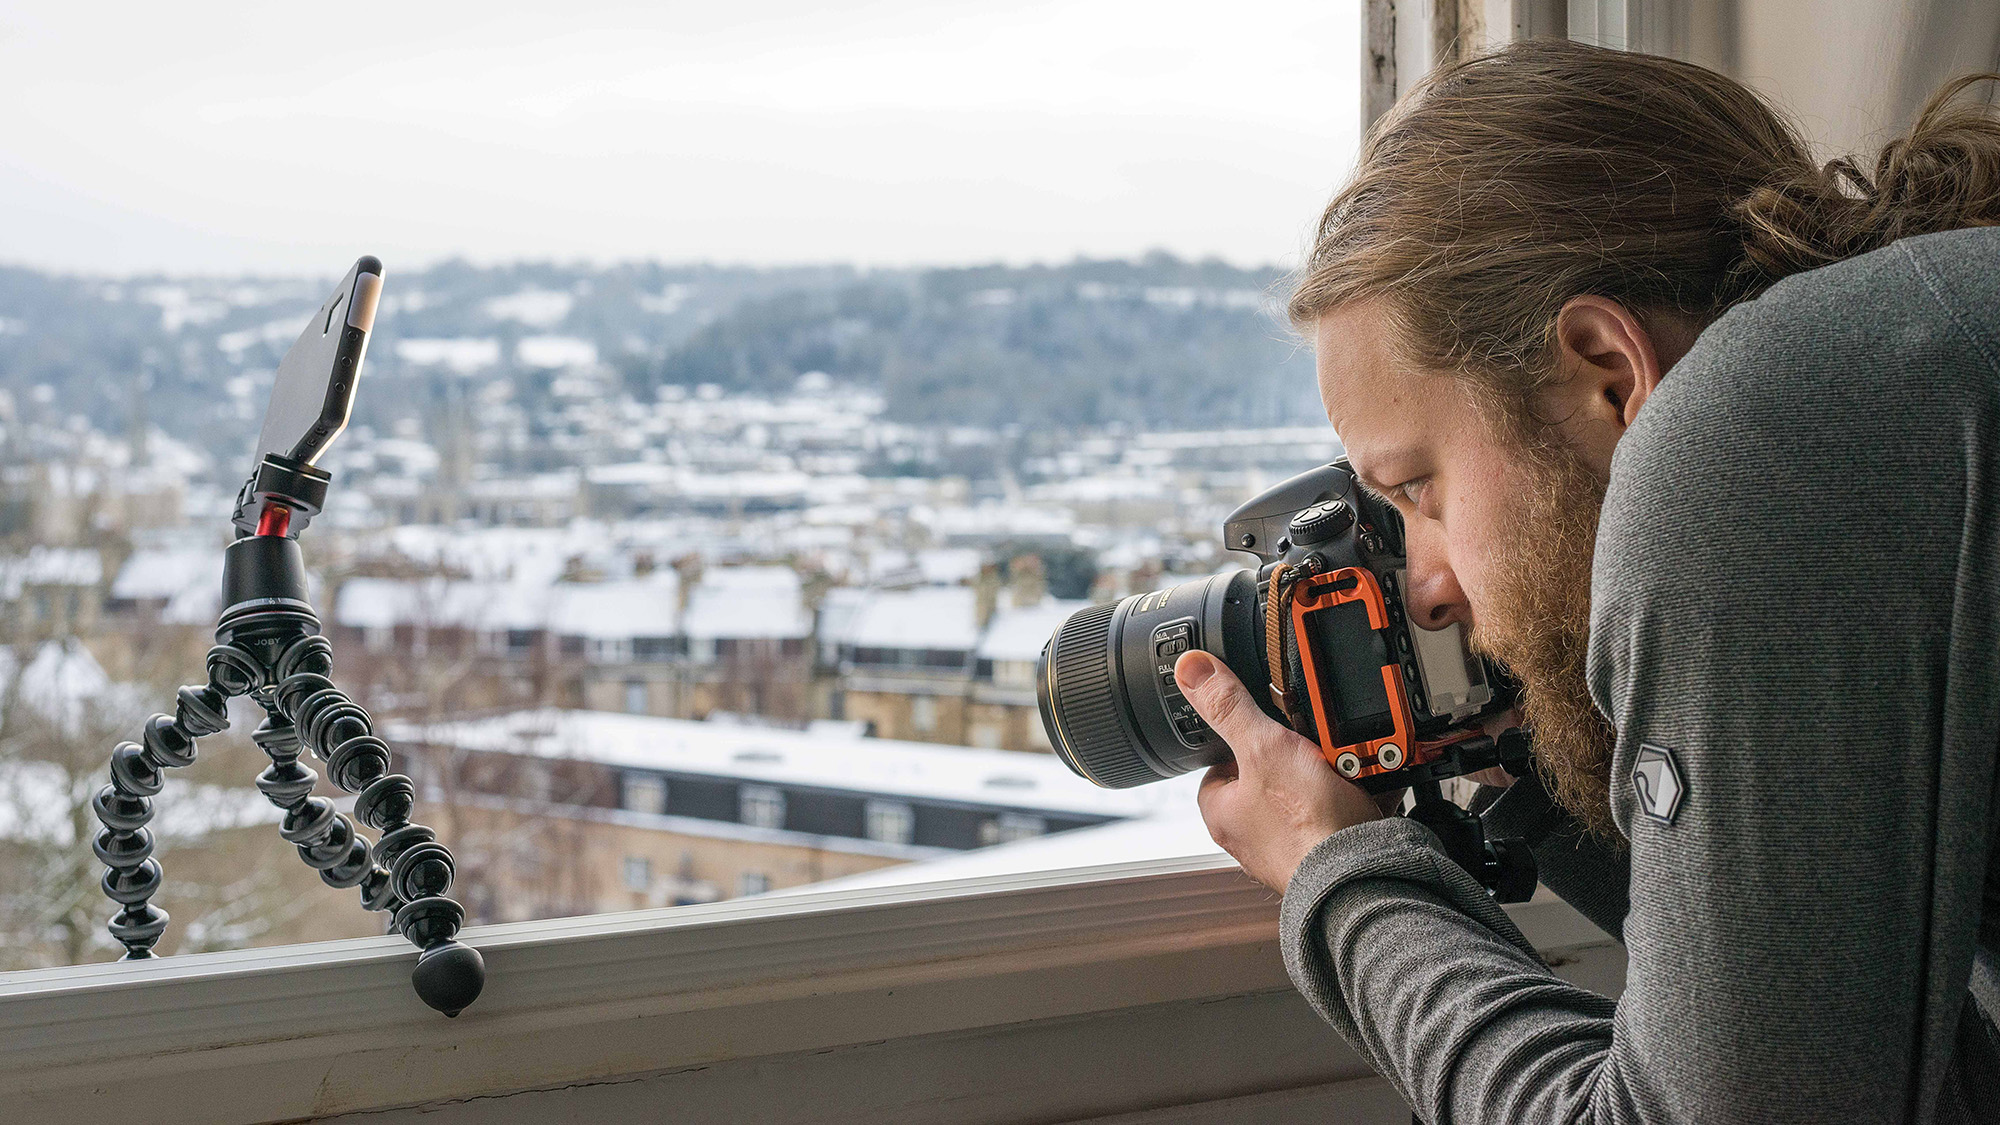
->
[271,633,483,1016]
[93,651,246,960]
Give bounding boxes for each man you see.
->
[1174,40,2000,1122]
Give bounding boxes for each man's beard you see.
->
[1466,443,1622,842]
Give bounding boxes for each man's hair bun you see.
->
[1733,74,2000,293]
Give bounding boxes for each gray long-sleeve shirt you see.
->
[1279,226,2000,1123]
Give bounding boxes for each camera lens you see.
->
[1036,571,1272,788]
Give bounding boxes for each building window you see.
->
[622,855,652,892]
[633,636,676,662]
[506,629,537,656]
[739,785,786,830]
[524,763,555,803]
[911,695,938,734]
[737,871,771,897]
[994,659,1035,688]
[980,812,1047,846]
[864,799,916,846]
[624,679,647,714]
[622,772,667,815]
[363,626,392,653]
[970,724,1003,750]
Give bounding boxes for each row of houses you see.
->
[1,539,1101,753]
[328,563,1085,753]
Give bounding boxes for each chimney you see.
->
[1008,553,1046,609]
[672,553,705,613]
[974,562,1003,627]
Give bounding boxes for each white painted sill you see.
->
[0,855,1619,1124]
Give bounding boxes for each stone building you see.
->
[389,708,1156,921]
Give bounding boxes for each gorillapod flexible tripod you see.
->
[91,453,485,1016]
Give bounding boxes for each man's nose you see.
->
[1402,549,1473,632]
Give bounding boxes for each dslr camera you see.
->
[1037,459,1538,899]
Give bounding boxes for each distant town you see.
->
[0,255,1340,966]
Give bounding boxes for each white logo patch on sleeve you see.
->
[1632,744,1686,824]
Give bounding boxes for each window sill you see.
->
[0,856,1621,1123]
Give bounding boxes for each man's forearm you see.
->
[1281,818,1619,1121]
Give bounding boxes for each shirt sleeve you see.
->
[1279,819,1622,1120]
[1279,230,2000,1124]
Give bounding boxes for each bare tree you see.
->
[329,568,608,925]
[0,638,309,968]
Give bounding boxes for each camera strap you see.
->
[1264,565,1310,730]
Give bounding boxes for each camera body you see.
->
[1038,459,1525,795]
[1220,458,1519,791]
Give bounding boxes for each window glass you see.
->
[2,6,1351,967]
[623,773,668,816]
[981,812,1048,847]
[622,856,652,892]
[739,785,787,830]
[864,800,916,846]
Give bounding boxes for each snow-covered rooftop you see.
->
[0,547,102,596]
[111,547,221,603]
[0,640,151,735]
[839,586,980,651]
[386,708,1182,819]
[813,587,868,646]
[865,547,983,586]
[683,567,811,641]
[334,577,556,632]
[548,573,680,639]
[395,337,502,373]
[517,335,599,370]
[977,599,1090,663]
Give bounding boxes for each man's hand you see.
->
[1176,650,1387,894]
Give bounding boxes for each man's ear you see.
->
[1550,297,1672,432]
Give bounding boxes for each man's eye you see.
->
[1395,478,1429,507]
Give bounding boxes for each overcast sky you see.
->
[0,1,1360,276]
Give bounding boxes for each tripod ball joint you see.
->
[206,643,263,697]
[174,684,231,737]
[276,633,334,682]
[397,896,484,1017]
[355,774,416,831]
[411,938,486,1018]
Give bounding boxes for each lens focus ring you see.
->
[1042,603,1160,788]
